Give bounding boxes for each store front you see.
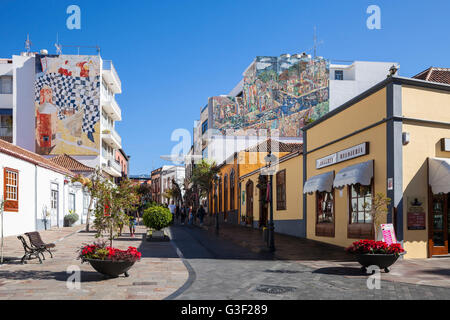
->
[428,158,450,255]
[303,76,450,259]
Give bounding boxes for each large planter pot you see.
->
[85,259,136,278]
[355,252,406,273]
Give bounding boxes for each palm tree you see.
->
[191,159,219,214]
[164,178,182,205]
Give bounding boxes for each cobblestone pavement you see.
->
[198,217,450,288]
[169,223,450,300]
[0,225,188,300]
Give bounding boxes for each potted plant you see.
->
[78,240,141,277]
[346,193,406,273]
[142,205,171,240]
[346,239,405,273]
[64,210,79,227]
[81,179,139,277]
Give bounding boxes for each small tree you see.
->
[72,168,105,232]
[191,159,219,213]
[136,183,152,204]
[142,205,172,231]
[364,192,391,240]
[93,178,139,246]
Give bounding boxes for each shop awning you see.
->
[429,157,450,194]
[303,171,334,194]
[333,160,373,189]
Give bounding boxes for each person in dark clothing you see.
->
[197,205,206,225]
[181,206,187,225]
[175,205,180,223]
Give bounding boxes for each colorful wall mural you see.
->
[34,54,100,155]
[211,55,329,137]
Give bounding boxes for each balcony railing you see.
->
[102,60,122,93]
[103,155,122,174]
[101,124,122,149]
[100,88,122,121]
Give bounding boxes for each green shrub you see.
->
[143,205,172,231]
[64,212,79,227]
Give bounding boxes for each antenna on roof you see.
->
[55,33,62,55]
[312,26,324,58]
[299,26,324,59]
[25,34,32,53]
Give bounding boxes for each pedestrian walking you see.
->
[181,205,187,225]
[197,205,206,226]
[168,201,176,224]
[188,205,194,225]
[128,210,138,237]
[175,205,180,223]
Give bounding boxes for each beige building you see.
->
[303,76,450,259]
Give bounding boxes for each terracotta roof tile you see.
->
[245,139,303,153]
[0,139,74,176]
[413,67,450,84]
[49,154,95,173]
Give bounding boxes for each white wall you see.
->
[0,151,84,236]
[0,153,37,236]
[329,61,398,111]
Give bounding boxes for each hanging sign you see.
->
[379,224,397,245]
[316,142,369,169]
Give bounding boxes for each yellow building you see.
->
[210,139,301,227]
[303,76,450,259]
[239,147,303,237]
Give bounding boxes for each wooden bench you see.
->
[17,236,43,264]
[25,231,56,259]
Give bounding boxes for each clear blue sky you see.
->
[2,0,450,175]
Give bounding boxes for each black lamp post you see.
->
[214,174,221,234]
[264,152,278,252]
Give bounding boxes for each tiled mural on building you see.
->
[34,55,100,155]
[212,55,329,137]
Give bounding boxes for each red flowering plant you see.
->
[78,240,142,263]
[346,240,405,257]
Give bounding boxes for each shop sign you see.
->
[441,138,450,152]
[379,224,397,245]
[316,153,337,169]
[407,197,426,230]
[316,142,369,169]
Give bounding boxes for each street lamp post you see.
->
[264,152,277,252]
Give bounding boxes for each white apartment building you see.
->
[329,60,399,110]
[160,165,185,205]
[0,51,124,180]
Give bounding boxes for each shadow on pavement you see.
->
[312,266,366,276]
[0,269,111,282]
[419,268,450,276]
[174,220,354,263]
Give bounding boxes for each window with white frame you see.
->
[3,167,18,211]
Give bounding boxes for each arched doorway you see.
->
[246,180,254,226]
